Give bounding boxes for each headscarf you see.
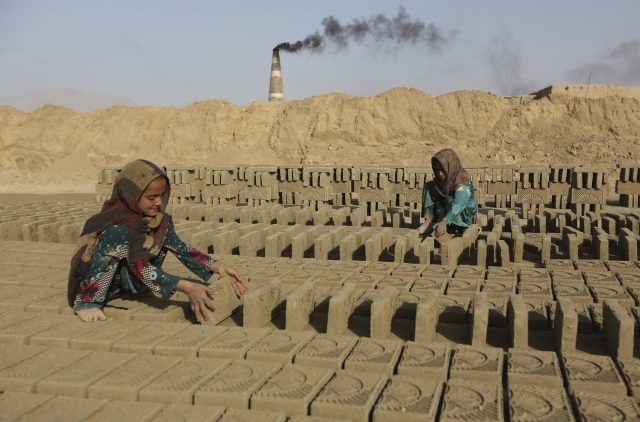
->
[67,159,171,306]
[431,148,471,199]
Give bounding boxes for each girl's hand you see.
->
[176,280,217,323]
[212,262,248,297]
[434,220,448,238]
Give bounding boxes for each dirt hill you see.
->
[0,84,638,193]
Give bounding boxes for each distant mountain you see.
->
[0,88,136,112]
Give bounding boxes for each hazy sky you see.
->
[1,0,639,106]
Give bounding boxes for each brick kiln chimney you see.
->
[268,49,283,101]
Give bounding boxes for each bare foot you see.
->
[75,308,107,322]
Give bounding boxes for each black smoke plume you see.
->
[568,39,640,85]
[275,7,452,53]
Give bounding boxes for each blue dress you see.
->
[423,182,477,228]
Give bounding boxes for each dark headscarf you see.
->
[431,148,471,199]
[67,159,171,306]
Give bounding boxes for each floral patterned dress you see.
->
[73,218,215,310]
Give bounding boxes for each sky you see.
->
[1,0,639,107]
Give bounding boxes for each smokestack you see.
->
[268,49,284,101]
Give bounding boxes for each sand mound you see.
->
[0,85,639,192]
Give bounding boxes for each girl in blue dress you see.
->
[418,149,478,238]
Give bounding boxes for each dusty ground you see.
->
[0,83,638,193]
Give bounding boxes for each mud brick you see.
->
[391,263,427,277]
[361,262,398,275]
[37,351,136,397]
[85,400,165,421]
[573,391,640,421]
[551,268,583,282]
[628,286,640,305]
[438,294,471,323]
[343,273,384,288]
[19,396,107,422]
[372,376,442,422]
[522,297,550,330]
[411,277,448,294]
[88,354,182,401]
[617,359,640,403]
[508,350,563,388]
[0,313,73,344]
[0,347,90,392]
[519,267,551,282]
[421,265,455,279]
[205,275,242,325]
[452,265,486,280]
[519,279,554,300]
[545,259,575,270]
[553,280,593,304]
[70,320,150,351]
[0,287,61,311]
[25,292,73,314]
[376,275,415,291]
[471,293,489,346]
[602,300,635,360]
[326,283,357,335]
[486,266,518,281]
[154,403,226,422]
[154,325,228,357]
[450,345,504,383]
[194,359,283,408]
[414,291,440,342]
[246,331,314,363]
[396,342,451,381]
[282,268,322,282]
[575,259,610,273]
[617,271,640,286]
[589,283,635,306]
[29,319,108,348]
[0,344,47,372]
[0,391,54,421]
[440,379,503,422]
[0,310,37,329]
[394,291,433,319]
[302,260,336,270]
[583,271,619,285]
[552,301,594,333]
[606,261,639,271]
[102,297,150,320]
[139,357,230,404]
[561,352,627,395]
[220,408,287,422]
[130,300,185,322]
[485,295,509,327]
[199,327,271,359]
[313,270,354,286]
[332,260,368,272]
[295,335,358,370]
[251,364,334,416]
[508,385,574,421]
[343,338,402,375]
[286,280,316,331]
[483,279,516,297]
[310,370,388,422]
[447,278,481,295]
[111,322,185,354]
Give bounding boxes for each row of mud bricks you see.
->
[95,163,640,213]
[1,201,639,270]
[1,238,640,420]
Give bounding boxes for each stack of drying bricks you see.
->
[354,166,392,214]
[486,164,517,208]
[570,166,608,221]
[244,166,279,207]
[2,240,640,420]
[276,165,302,206]
[617,163,640,208]
[95,165,122,203]
[0,201,99,243]
[549,164,573,209]
[299,166,333,209]
[203,165,240,205]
